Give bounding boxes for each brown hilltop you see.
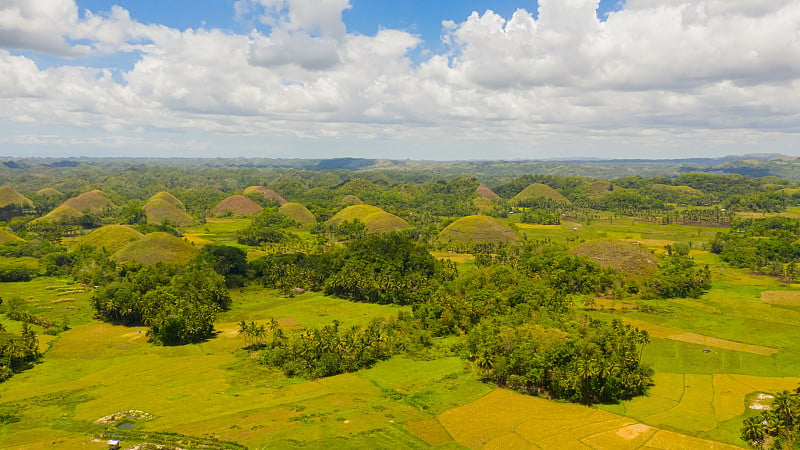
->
[476,183,501,200]
[0,186,34,208]
[213,195,263,217]
[61,190,114,214]
[243,186,287,205]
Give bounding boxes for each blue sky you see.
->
[0,0,797,160]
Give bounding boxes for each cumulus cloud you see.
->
[0,0,798,157]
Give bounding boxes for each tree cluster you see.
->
[91,262,230,345]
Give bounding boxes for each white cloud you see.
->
[0,0,798,158]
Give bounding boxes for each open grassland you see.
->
[184,218,251,246]
[0,290,488,449]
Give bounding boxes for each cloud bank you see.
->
[0,0,797,158]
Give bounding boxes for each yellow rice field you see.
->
[430,389,742,449]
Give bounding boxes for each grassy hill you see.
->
[437,215,519,245]
[510,183,569,205]
[279,202,316,228]
[61,190,114,214]
[143,194,194,227]
[0,186,34,208]
[589,181,613,198]
[571,239,659,278]
[326,205,410,234]
[213,195,263,217]
[30,205,83,224]
[0,227,24,243]
[147,191,183,207]
[476,182,501,200]
[35,187,62,197]
[341,195,364,205]
[72,225,143,254]
[113,232,197,265]
[244,186,287,205]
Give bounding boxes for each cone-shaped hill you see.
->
[113,232,197,265]
[143,192,193,227]
[0,227,24,243]
[437,215,519,245]
[36,188,63,197]
[72,225,143,254]
[213,195,263,217]
[61,190,115,214]
[474,183,501,212]
[476,183,501,200]
[148,191,183,207]
[244,186,287,205]
[340,195,364,205]
[279,202,316,228]
[571,240,658,279]
[510,183,569,206]
[30,205,83,224]
[589,181,613,198]
[326,205,410,234]
[0,186,34,208]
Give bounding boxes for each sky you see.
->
[0,0,798,161]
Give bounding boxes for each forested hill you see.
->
[3,153,800,182]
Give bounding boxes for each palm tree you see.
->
[741,416,766,449]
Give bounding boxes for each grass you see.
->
[112,232,197,265]
[437,215,519,245]
[325,205,410,234]
[280,202,317,228]
[147,191,183,207]
[70,225,143,254]
[0,290,486,449]
[212,195,263,217]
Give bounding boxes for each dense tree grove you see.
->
[712,218,800,278]
[466,316,652,404]
[91,261,230,345]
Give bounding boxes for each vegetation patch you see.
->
[437,215,519,245]
[35,187,62,197]
[572,239,659,278]
[213,195,263,217]
[589,180,614,198]
[71,225,143,254]
[112,232,197,265]
[325,205,410,234]
[279,202,316,228]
